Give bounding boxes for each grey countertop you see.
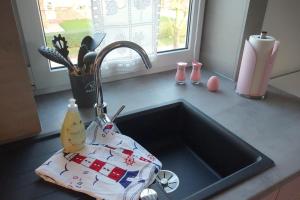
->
[35,69,300,200]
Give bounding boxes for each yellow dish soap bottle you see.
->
[60,98,86,153]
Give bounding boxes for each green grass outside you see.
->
[60,19,92,32]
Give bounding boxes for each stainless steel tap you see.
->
[92,41,152,124]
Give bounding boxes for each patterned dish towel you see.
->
[36,122,162,200]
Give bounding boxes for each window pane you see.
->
[158,0,190,52]
[38,0,191,69]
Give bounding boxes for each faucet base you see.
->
[94,102,108,117]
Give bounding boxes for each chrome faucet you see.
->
[92,41,152,124]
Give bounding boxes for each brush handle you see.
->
[38,46,79,75]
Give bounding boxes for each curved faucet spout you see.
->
[93,41,152,117]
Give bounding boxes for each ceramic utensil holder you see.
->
[69,73,96,108]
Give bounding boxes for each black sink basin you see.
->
[115,100,274,200]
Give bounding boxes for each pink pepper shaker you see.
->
[190,61,202,84]
[175,62,187,84]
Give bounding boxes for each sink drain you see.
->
[155,170,179,193]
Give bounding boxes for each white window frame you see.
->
[14,0,205,95]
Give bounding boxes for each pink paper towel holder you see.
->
[236,39,279,99]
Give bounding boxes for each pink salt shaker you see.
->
[190,61,202,84]
[175,62,187,84]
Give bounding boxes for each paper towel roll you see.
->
[248,35,275,95]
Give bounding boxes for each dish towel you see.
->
[36,121,162,200]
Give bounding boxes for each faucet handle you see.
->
[111,105,125,122]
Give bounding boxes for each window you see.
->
[14,0,205,94]
[158,0,191,52]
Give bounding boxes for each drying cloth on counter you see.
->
[36,122,162,200]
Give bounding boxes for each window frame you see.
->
[14,0,205,95]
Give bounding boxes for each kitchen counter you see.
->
[8,69,300,199]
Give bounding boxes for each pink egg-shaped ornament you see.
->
[207,76,220,92]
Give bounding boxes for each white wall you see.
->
[200,0,268,80]
[200,0,300,80]
[263,0,300,77]
[200,0,250,80]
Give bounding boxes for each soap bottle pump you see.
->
[60,98,86,153]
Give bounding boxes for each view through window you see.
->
[38,0,190,69]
